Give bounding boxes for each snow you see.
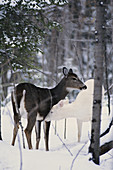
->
[1,84,113,170]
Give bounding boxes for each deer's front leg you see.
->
[43,121,51,151]
[35,120,41,149]
[77,119,82,142]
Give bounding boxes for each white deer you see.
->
[45,79,106,142]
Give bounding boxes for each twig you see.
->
[104,48,111,115]
[100,141,113,156]
[100,118,113,138]
[104,84,113,95]
[17,132,23,170]
[2,99,23,170]
[52,123,73,157]
[70,140,89,170]
[19,121,25,149]
[7,55,24,170]
[13,57,57,83]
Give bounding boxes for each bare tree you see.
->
[0,64,2,140]
[111,0,113,87]
[89,0,106,165]
[0,89,2,140]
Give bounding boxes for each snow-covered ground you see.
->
[1,97,113,170]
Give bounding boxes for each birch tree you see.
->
[0,58,1,140]
[89,0,106,165]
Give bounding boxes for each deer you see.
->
[46,79,106,142]
[11,67,87,151]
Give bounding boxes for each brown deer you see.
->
[11,67,87,151]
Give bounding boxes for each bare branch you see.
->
[100,118,113,138]
[100,141,113,156]
[52,123,73,157]
[70,140,89,170]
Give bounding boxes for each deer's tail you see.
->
[11,91,20,123]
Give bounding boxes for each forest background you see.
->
[0,0,113,166]
[1,0,113,98]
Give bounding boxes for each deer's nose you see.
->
[80,85,87,90]
[83,85,87,90]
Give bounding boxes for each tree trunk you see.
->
[112,0,113,86]
[0,99,2,140]
[0,68,2,140]
[89,0,106,165]
[1,63,8,100]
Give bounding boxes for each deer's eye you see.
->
[72,78,77,81]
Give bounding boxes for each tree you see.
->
[0,60,1,140]
[0,0,68,99]
[0,0,66,82]
[89,0,106,165]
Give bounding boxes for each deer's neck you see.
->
[50,78,68,106]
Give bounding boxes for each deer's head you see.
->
[63,67,87,91]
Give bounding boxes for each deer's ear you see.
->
[59,100,64,107]
[63,67,68,77]
[69,69,73,73]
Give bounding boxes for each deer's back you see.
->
[15,83,52,120]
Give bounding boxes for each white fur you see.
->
[45,79,107,142]
[13,90,19,114]
[36,115,43,121]
[19,90,28,118]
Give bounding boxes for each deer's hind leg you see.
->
[24,113,37,149]
[12,122,19,146]
[35,120,41,149]
[12,114,20,146]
